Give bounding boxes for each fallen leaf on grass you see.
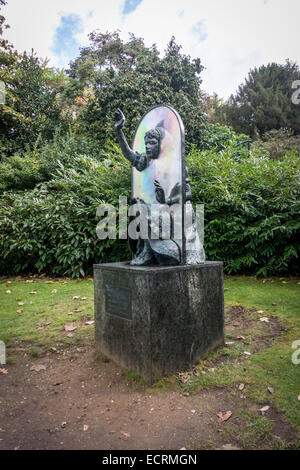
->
[260,406,270,414]
[73,309,82,313]
[30,364,46,372]
[259,317,270,323]
[67,333,74,338]
[257,310,264,314]
[16,309,23,314]
[268,386,274,394]
[46,281,55,284]
[29,291,37,295]
[238,383,245,391]
[81,297,87,300]
[243,351,251,356]
[73,296,80,300]
[25,280,33,283]
[67,312,74,315]
[85,321,94,325]
[0,368,8,375]
[5,290,12,294]
[6,281,12,284]
[37,323,51,330]
[83,425,89,431]
[120,431,130,438]
[18,302,24,306]
[225,341,235,345]
[236,335,245,340]
[298,395,300,401]
[217,411,232,423]
[64,324,77,332]
[51,289,57,294]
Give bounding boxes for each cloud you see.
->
[2,0,300,98]
[122,0,143,15]
[191,21,208,43]
[52,14,83,67]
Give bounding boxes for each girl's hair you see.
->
[145,120,165,142]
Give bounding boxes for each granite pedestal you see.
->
[94,261,224,385]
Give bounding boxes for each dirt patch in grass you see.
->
[206,305,286,368]
[225,305,285,340]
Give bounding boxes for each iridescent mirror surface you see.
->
[132,105,183,204]
[132,105,184,254]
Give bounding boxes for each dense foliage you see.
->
[65,31,207,147]
[0,128,107,191]
[0,145,298,277]
[253,128,300,159]
[187,147,300,276]
[0,2,299,278]
[0,49,71,158]
[223,61,300,137]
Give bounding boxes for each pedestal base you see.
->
[94,261,224,384]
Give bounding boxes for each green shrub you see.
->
[0,128,108,192]
[188,147,300,275]
[0,151,131,277]
[195,122,250,152]
[253,128,300,160]
[0,144,299,277]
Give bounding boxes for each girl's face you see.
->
[145,135,160,159]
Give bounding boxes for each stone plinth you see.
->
[94,262,224,384]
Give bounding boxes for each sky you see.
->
[2,0,300,99]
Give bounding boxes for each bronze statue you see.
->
[114,107,205,266]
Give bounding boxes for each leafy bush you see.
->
[195,122,250,152]
[0,128,108,192]
[188,147,300,276]
[253,128,300,159]
[0,122,249,193]
[0,145,299,277]
[0,151,131,277]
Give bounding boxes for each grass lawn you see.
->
[187,275,300,433]
[0,274,299,449]
[0,277,95,348]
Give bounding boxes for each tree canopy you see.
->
[65,31,206,147]
[224,60,300,137]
